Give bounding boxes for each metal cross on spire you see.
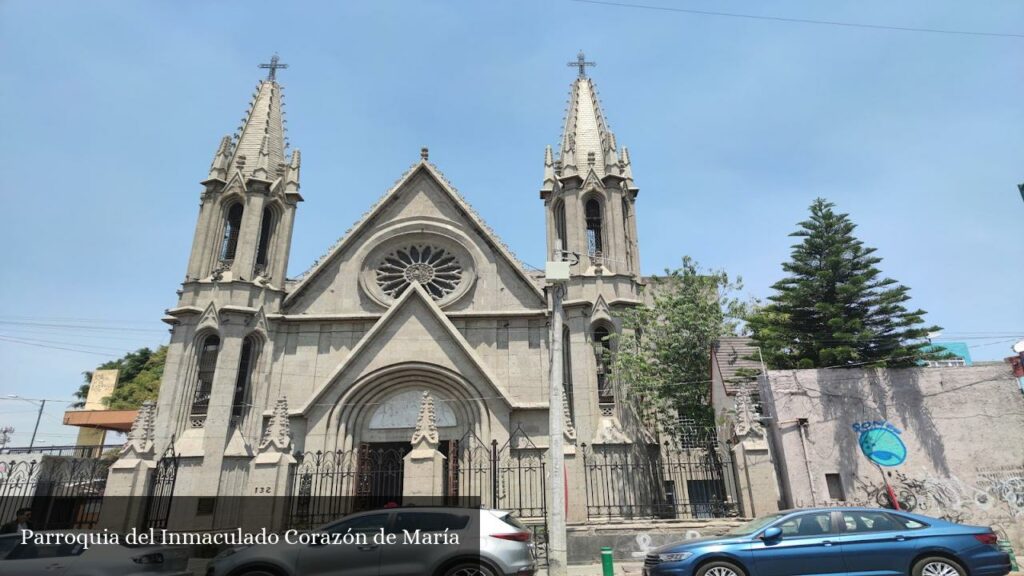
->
[568,51,596,78]
[258,54,288,81]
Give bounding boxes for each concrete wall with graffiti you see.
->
[760,364,1024,549]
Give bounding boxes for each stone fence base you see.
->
[567,518,749,564]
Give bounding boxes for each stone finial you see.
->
[409,392,439,450]
[562,393,577,442]
[733,383,764,438]
[122,400,156,458]
[206,136,232,182]
[259,396,292,453]
[420,147,429,161]
[252,135,272,181]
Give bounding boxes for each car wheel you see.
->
[913,556,966,576]
[696,560,746,576]
[442,561,498,576]
[235,568,284,576]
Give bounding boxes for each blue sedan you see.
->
[643,507,1012,576]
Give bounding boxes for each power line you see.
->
[0,336,119,357]
[0,320,165,333]
[569,0,1024,39]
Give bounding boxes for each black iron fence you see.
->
[0,456,113,530]
[2,444,123,459]
[141,443,179,529]
[581,440,740,521]
[285,427,548,536]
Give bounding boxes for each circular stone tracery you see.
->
[375,245,463,300]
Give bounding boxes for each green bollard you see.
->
[601,546,614,576]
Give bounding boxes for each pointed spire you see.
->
[229,69,287,181]
[410,391,439,451]
[259,396,292,453]
[555,69,622,182]
[252,135,272,181]
[206,136,233,183]
[284,148,301,196]
[541,145,556,195]
[121,400,156,458]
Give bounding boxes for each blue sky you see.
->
[1,0,1022,447]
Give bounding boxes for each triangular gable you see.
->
[297,282,514,415]
[284,161,544,307]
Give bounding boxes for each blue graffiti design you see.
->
[859,428,907,467]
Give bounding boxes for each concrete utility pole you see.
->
[545,256,571,576]
[5,396,54,450]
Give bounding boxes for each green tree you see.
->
[74,346,168,410]
[748,198,939,368]
[613,257,747,436]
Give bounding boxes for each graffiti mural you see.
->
[846,468,1024,527]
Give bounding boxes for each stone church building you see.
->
[104,57,752,531]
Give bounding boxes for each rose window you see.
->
[375,245,463,300]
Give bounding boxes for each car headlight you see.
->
[658,552,694,563]
[212,545,251,562]
[132,552,164,564]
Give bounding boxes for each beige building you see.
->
[103,58,715,531]
[759,365,1024,550]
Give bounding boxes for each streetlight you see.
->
[4,395,71,450]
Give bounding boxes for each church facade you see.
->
[103,58,752,530]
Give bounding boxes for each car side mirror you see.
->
[761,527,783,541]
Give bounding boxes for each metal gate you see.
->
[286,444,409,529]
[445,426,548,563]
[581,437,740,520]
[0,456,112,530]
[141,442,179,529]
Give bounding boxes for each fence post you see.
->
[490,440,499,508]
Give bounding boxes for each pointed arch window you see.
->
[553,200,567,257]
[562,327,575,423]
[190,334,220,427]
[231,336,258,424]
[594,325,614,405]
[585,199,603,257]
[254,205,276,275]
[622,197,632,270]
[220,202,244,262]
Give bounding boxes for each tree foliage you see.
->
[75,346,168,410]
[748,198,939,369]
[613,257,747,436]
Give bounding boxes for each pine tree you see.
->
[749,198,939,368]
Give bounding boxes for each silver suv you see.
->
[207,507,536,576]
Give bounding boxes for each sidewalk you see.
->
[537,559,1024,576]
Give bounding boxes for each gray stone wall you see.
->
[761,365,1024,548]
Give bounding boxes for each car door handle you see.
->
[822,540,833,547]
[357,544,379,551]
[895,535,907,542]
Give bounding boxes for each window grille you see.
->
[190,335,220,427]
[585,199,603,256]
[219,203,244,262]
[254,206,275,272]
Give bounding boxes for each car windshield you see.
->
[725,513,789,536]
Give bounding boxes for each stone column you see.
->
[98,402,157,531]
[403,392,446,503]
[730,385,780,517]
[245,397,296,531]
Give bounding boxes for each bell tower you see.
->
[540,53,644,448]
[541,52,640,281]
[182,55,302,307]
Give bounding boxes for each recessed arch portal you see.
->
[322,363,495,453]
